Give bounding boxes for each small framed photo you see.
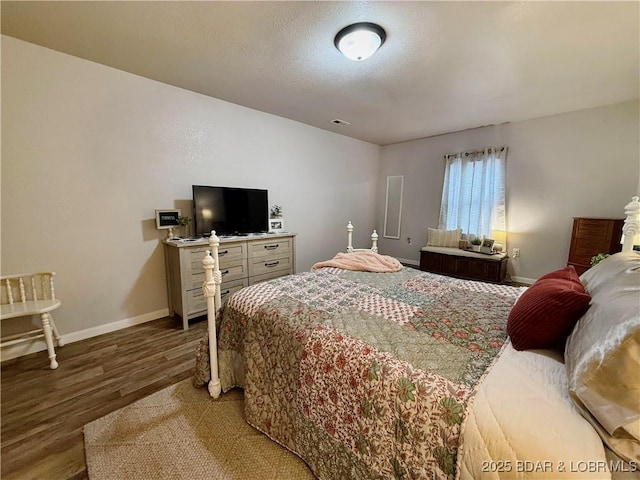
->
[480,238,495,254]
[155,209,181,229]
[269,218,284,233]
[458,239,469,250]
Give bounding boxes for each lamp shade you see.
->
[335,23,386,61]
[492,230,507,244]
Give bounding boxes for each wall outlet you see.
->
[512,248,520,258]
[407,237,412,245]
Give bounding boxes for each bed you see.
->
[194,199,640,480]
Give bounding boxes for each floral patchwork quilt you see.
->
[194,267,524,480]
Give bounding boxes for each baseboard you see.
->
[510,275,535,285]
[0,308,169,362]
[398,257,419,267]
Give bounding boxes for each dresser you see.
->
[164,233,296,329]
[419,247,508,283]
[567,218,624,276]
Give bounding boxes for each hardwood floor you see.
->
[1,315,208,480]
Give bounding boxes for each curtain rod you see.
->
[444,146,507,159]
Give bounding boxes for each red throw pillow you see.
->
[537,265,581,283]
[507,272,591,351]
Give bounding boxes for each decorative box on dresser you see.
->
[163,233,296,329]
[567,217,624,275]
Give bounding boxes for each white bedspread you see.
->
[458,343,611,479]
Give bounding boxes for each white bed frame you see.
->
[622,196,640,252]
[346,221,378,253]
[202,234,223,398]
[201,199,640,398]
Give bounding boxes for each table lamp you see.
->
[492,230,507,252]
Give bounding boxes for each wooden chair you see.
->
[1,272,63,369]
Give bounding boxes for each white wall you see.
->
[377,100,639,282]
[1,36,380,355]
[4,34,637,361]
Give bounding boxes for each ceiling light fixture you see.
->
[334,22,386,61]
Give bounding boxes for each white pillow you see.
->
[565,251,640,463]
[427,228,462,247]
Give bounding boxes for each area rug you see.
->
[83,379,314,479]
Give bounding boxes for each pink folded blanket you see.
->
[312,251,403,273]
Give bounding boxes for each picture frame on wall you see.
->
[480,238,495,254]
[269,218,284,233]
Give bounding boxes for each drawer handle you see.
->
[221,289,230,296]
[221,269,229,276]
[264,244,279,250]
[219,250,229,256]
[265,261,280,267]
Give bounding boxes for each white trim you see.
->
[397,257,419,267]
[510,275,535,285]
[0,308,168,362]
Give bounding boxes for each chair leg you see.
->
[40,312,58,369]
[49,313,64,347]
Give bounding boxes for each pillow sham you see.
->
[538,265,582,284]
[507,268,591,351]
[565,252,640,462]
[427,228,462,248]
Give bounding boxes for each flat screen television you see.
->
[192,185,269,237]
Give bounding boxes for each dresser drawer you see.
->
[186,246,210,275]
[248,238,292,260]
[186,277,250,315]
[188,243,245,274]
[189,260,248,289]
[574,219,614,241]
[248,254,292,278]
[220,278,249,304]
[185,287,207,317]
[217,243,246,268]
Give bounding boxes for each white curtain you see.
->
[438,147,507,238]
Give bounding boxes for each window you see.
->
[439,147,507,239]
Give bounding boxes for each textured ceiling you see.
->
[2,1,638,146]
